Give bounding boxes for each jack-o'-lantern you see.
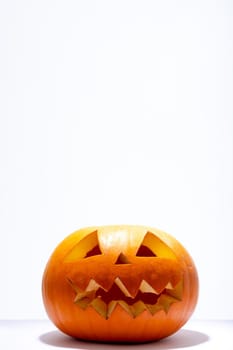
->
[42,225,198,342]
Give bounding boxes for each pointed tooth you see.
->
[118,300,134,316]
[107,301,118,318]
[157,294,179,313]
[146,303,163,315]
[165,281,173,290]
[91,298,107,318]
[74,292,85,302]
[74,290,96,309]
[166,279,183,300]
[75,297,90,309]
[139,279,160,294]
[85,278,101,292]
[107,300,133,318]
[74,290,95,302]
[115,277,132,297]
[131,301,147,317]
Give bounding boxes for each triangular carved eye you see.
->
[135,232,177,259]
[65,231,102,262]
[136,245,157,257]
[85,244,102,258]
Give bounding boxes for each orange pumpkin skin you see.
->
[42,225,198,343]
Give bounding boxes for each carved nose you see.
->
[115,253,131,264]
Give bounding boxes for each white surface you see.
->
[0,1,233,320]
[0,320,233,350]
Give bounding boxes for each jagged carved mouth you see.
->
[68,276,183,319]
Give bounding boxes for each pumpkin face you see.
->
[42,225,198,342]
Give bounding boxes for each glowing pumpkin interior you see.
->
[65,230,184,319]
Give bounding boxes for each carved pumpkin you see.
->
[42,225,198,342]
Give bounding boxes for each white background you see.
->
[0,0,232,320]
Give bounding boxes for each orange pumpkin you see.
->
[42,225,198,342]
